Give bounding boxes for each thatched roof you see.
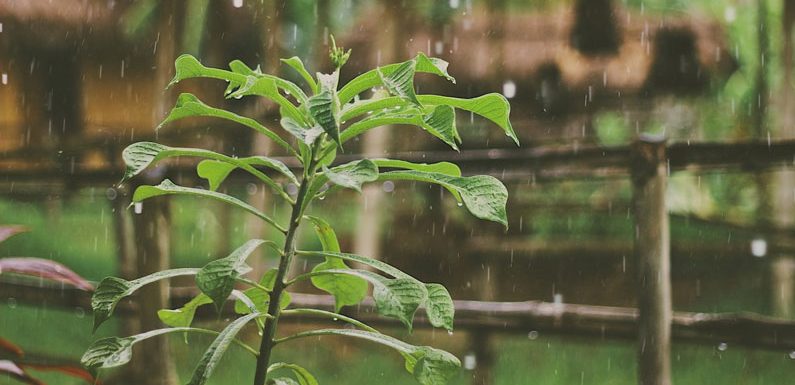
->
[345,4,737,106]
[0,0,120,50]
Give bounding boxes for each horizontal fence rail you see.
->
[2,280,794,351]
[2,140,795,189]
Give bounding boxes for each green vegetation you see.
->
[80,41,516,385]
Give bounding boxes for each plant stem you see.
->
[281,308,379,333]
[252,160,315,385]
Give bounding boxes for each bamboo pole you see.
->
[631,136,671,385]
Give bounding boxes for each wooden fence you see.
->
[2,138,795,385]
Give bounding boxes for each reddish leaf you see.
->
[0,338,24,359]
[0,258,94,291]
[20,363,99,384]
[0,226,28,244]
[0,360,44,385]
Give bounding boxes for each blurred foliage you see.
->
[2,303,792,385]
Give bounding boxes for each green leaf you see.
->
[170,54,307,103]
[157,293,213,329]
[133,180,286,233]
[339,106,458,150]
[267,363,318,385]
[304,215,341,252]
[418,93,518,146]
[323,159,378,192]
[378,171,508,228]
[408,346,461,385]
[158,93,293,152]
[310,260,369,313]
[196,160,235,192]
[421,105,459,149]
[281,57,318,94]
[277,329,460,385]
[92,269,199,331]
[371,159,461,177]
[229,76,308,125]
[305,216,367,311]
[81,336,136,371]
[338,53,455,104]
[227,60,262,95]
[424,284,454,332]
[414,52,456,83]
[281,117,325,145]
[121,141,169,180]
[122,142,290,200]
[373,277,426,330]
[234,269,291,315]
[307,269,426,330]
[171,54,214,86]
[197,156,298,191]
[340,95,405,121]
[296,251,407,280]
[196,239,268,310]
[307,73,341,147]
[82,328,189,371]
[378,60,420,106]
[187,312,261,385]
[229,60,308,102]
[233,287,290,314]
[269,378,299,385]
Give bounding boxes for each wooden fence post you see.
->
[131,187,177,385]
[631,136,672,385]
[470,255,497,385]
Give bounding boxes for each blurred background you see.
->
[1,0,795,384]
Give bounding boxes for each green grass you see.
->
[2,185,793,384]
[3,304,793,385]
[495,335,794,385]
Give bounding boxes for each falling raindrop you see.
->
[527,331,539,340]
[724,6,737,23]
[447,330,454,336]
[74,307,86,318]
[434,41,444,55]
[717,342,728,351]
[751,238,767,258]
[246,183,258,195]
[502,80,516,99]
[789,351,795,359]
[382,181,395,192]
[449,0,460,9]
[463,353,477,370]
[0,22,3,33]
[1,73,7,85]
[233,0,244,8]
[7,297,17,309]
[286,183,299,196]
[134,202,143,214]
[105,188,118,200]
